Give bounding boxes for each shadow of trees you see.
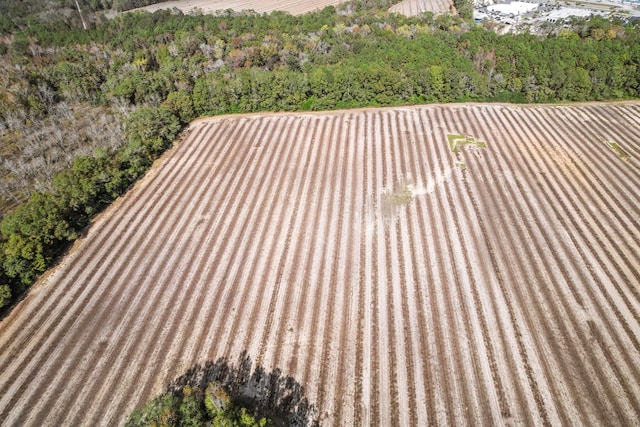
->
[167,351,319,426]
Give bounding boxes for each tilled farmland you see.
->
[1,103,639,425]
[134,0,349,16]
[389,0,454,16]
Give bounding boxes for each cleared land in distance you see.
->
[390,0,454,15]
[0,103,639,425]
[132,0,349,15]
[133,0,455,16]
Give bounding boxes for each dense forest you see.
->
[0,0,638,309]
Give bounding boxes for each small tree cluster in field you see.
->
[127,352,318,427]
[127,382,269,427]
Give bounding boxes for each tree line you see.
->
[0,2,639,309]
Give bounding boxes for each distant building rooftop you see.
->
[487,1,539,15]
[544,7,597,21]
[474,10,490,21]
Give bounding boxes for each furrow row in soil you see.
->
[317,112,354,425]
[365,110,381,425]
[221,116,300,360]
[491,106,621,423]
[71,119,246,425]
[436,107,489,422]
[389,110,419,424]
[418,107,464,424]
[455,106,531,423]
[1,104,638,426]
[439,107,506,423]
[267,116,321,371]
[468,106,565,425]
[513,108,640,350]
[380,111,402,425]
[193,116,289,364]
[506,107,640,420]
[352,111,368,426]
[253,116,307,367]
[0,121,211,385]
[401,109,438,425]
[371,110,392,425]
[310,114,346,422]
[113,117,268,419]
[1,122,222,424]
[296,114,338,406]
[167,117,268,380]
[288,116,329,380]
[334,113,361,426]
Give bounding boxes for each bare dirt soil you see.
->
[0,103,639,426]
[132,0,349,15]
[389,0,454,15]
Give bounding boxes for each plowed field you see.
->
[389,0,454,15]
[1,103,640,426]
[133,0,348,15]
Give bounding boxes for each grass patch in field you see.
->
[384,185,413,205]
[447,134,487,153]
[455,161,467,170]
[381,184,412,212]
[380,180,415,217]
[606,141,630,160]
